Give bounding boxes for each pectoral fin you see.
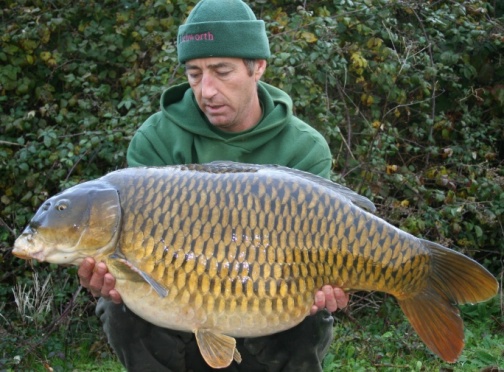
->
[194,329,242,368]
[109,254,168,298]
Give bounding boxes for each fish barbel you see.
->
[12,162,498,368]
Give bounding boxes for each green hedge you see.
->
[3,0,501,276]
[1,0,503,327]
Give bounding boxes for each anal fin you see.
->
[195,329,242,368]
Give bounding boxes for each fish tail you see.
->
[397,240,498,363]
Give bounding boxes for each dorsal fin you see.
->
[207,161,376,212]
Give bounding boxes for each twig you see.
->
[410,7,437,164]
[372,363,411,369]
[43,286,83,334]
[382,95,440,120]
[64,149,90,183]
[167,62,183,87]
[334,79,356,173]
[0,140,24,147]
[0,216,16,237]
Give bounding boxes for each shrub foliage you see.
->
[0,0,503,369]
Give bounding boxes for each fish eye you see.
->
[55,199,70,211]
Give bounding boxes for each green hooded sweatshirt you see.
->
[127,81,332,178]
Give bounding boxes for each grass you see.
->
[324,294,504,372]
[0,270,502,372]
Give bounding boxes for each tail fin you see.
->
[397,240,498,363]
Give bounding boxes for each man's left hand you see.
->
[310,286,349,315]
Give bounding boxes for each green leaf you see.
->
[474,225,483,238]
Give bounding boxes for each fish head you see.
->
[12,180,121,265]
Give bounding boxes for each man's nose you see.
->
[201,74,217,99]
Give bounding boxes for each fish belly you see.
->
[115,278,311,337]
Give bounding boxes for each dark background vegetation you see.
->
[1,0,503,370]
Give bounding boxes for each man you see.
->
[78,0,349,370]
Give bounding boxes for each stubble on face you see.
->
[186,58,265,133]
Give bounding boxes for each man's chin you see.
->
[207,117,232,129]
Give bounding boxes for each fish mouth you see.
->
[12,234,47,262]
[12,248,46,262]
[11,250,32,260]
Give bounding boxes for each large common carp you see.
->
[13,162,498,368]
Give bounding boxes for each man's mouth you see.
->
[205,104,226,114]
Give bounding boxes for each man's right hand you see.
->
[78,258,122,304]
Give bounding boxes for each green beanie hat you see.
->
[177,0,270,63]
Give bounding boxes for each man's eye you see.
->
[217,71,231,77]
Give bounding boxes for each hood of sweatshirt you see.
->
[159,81,294,154]
[127,79,332,178]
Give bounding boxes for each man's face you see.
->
[185,57,266,133]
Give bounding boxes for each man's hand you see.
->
[78,258,122,304]
[310,285,349,315]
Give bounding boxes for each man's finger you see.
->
[88,262,107,297]
[333,287,349,309]
[311,290,326,315]
[101,273,116,297]
[77,258,95,287]
[323,285,338,312]
[108,289,123,305]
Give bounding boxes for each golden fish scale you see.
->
[108,167,430,333]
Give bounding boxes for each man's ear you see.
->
[255,59,267,81]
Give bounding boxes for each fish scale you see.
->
[12,161,498,368]
[115,167,425,317]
